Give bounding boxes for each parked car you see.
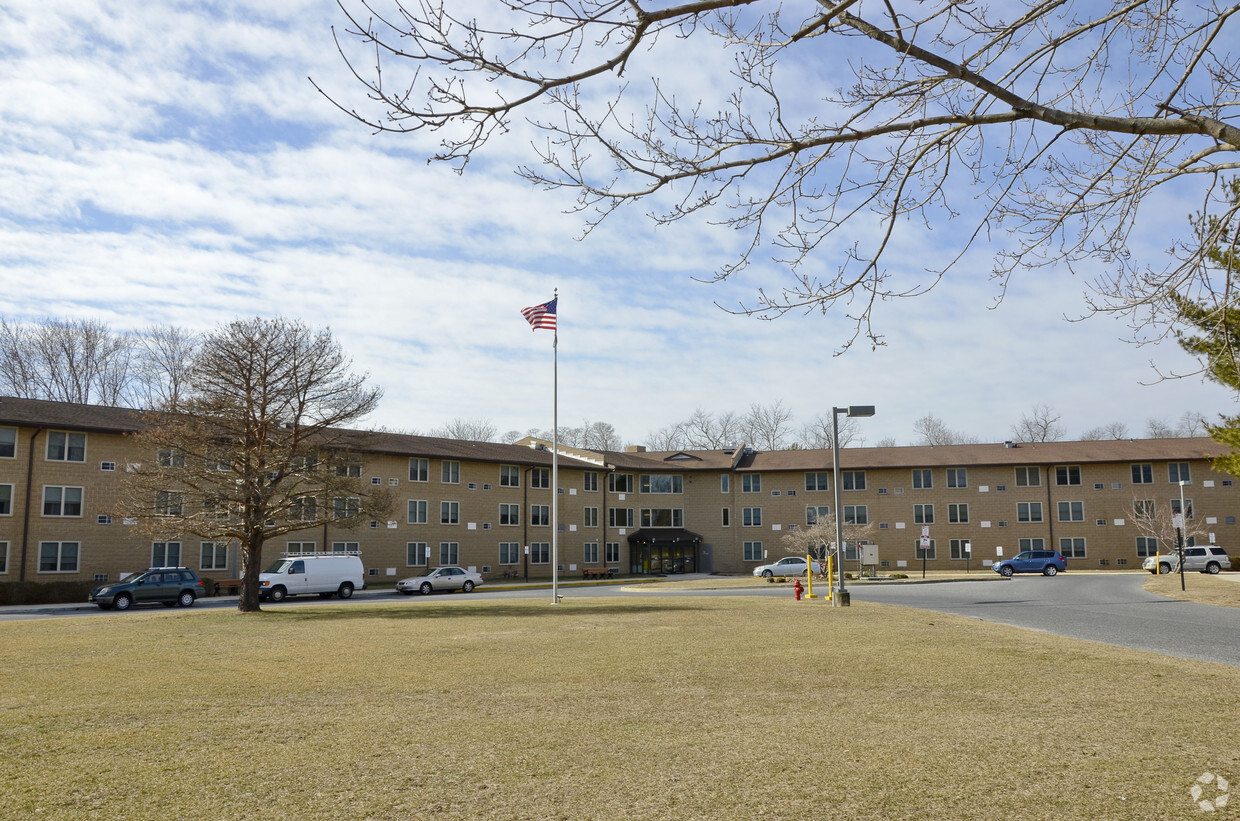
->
[1143,546,1231,575]
[993,550,1066,577]
[752,556,822,578]
[89,567,206,611]
[259,552,365,602]
[396,566,484,595]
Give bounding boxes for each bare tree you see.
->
[796,413,862,450]
[133,324,199,410]
[324,1,1240,349]
[119,317,392,613]
[1010,404,1065,443]
[682,408,742,449]
[1146,418,1177,438]
[644,423,687,451]
[432,417,500,442]
[741,401,795,450]
[581,420,623,451]
[0,317,134,405]
[1129,495,1208,568]
[913,413,977,446]
[874,436,899,448]
[779,514,874,569]
[1176,411,1209,437]
[1080,421,1131,441]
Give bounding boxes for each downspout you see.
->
[1044,466,1055,552]
[19,428,44,582]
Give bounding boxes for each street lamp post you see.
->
[832,405,875,608]
[1177,480,1191,592]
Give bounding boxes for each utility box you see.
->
[859,544,879,577]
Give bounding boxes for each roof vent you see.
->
[1004,441,1018,448]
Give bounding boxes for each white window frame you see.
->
[409,458,429,482]
[440,501,460,525]
[39,541,79,573]
[46,431,86,462]
[407,542,429,566]
[200,541,228,571]
[44,486,84,517]
[407,499,428,524]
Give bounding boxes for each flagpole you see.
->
[551,288,560,605]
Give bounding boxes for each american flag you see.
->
[521,297,557,331]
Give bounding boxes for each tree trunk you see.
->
[238,541,264,613]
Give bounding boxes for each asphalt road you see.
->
[846,574,1240,668]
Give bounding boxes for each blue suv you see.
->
[993,550,1066,577]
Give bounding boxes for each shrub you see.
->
[0,580,96,606]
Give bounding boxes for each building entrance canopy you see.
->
[627,529,702,575]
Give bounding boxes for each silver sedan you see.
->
[395,566,484,595]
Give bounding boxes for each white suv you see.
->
[1143,546,1231,575]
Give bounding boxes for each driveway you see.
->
[848,573,1240,667]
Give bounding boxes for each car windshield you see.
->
[118,572,143,583]
[264,559,291,574]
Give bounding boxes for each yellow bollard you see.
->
[806,553,817,598]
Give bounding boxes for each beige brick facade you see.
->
[2,397,1237,583]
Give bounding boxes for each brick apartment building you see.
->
[1,396,1236,585]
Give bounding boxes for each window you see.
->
[912,469,932,489]
[605,542,621,563]
[530,504,550,526]
[1170,497,1194,519]
[499,503,520,526]
[805,472,831,491]
[609,473,634,493]
[0,427,14,458]
[43,486,83,517]
[911,504,933,524]
[39,541,79,573]
[640,475,683,494]
[158,448,185,468]
[583,506,599,528]
[200,542,227,571]
[407,500,428,524]
[1169,462,1191,484]
[609,508,634,528]
[583,471,599,492]
[950,539,972,560]
[1134,499,1156,520]
[1014,466,1040,487]
[531,468,551,489]
[1057,501,1084,522]
[500,465,520,487]
[1056,465,1081,486]
[742,474,762,493]
[499,542,520,565]
[915,539,936,560]
[1018,538,1046,551]
[439,542,459,565]
[844,505,868,525]
[640,508,683,527]
[842,471,866,491]
[286,541,315,554]
[0,484,11,516]
[46,431,86,462]
[947,503,968,524]
[441,461,460,484]
[0,541,8,573]
[1136,537,1159,558]
[407,542,429,566]
[409,459,429,482]
[1131,464,1153,484]
[1017,502,1043,523]
[529,542,550,564]
[292,496,318,521]
[331,541,359,553]
[441,501,460,525]
[742,507,763,527]
[946,468,967,488]
[152,541,181,566]
[583,542,600,564]
[721,475,730,493]
[722,508,731,527]
[807,505,831,525]
[1060,537,1086,559]
[743,541,763,561]
[336,463,362,478]
[334,497,360,519]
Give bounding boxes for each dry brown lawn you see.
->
[2,593,1237,820]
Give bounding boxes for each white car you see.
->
[1143,546,1231,575]
[396,566,485,595]
[752,556,822,578]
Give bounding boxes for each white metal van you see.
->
[259,552,366,602]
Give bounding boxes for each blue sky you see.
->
[1,0,1235,446]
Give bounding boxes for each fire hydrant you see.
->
[793,578,804,601]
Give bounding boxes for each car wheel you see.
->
[1206,562,1221,575]
[999,566,1014,578]
[114,593,133,611]
[420,582,433,595]
[761,570,773,578]
[338,582,354,599]
[1043,565,1058,576]
[269,586,287,603]
[178,591,196,607]
[1159,563,1172,575]
[462,580,475,593]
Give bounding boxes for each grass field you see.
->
[2,589,1237,820]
